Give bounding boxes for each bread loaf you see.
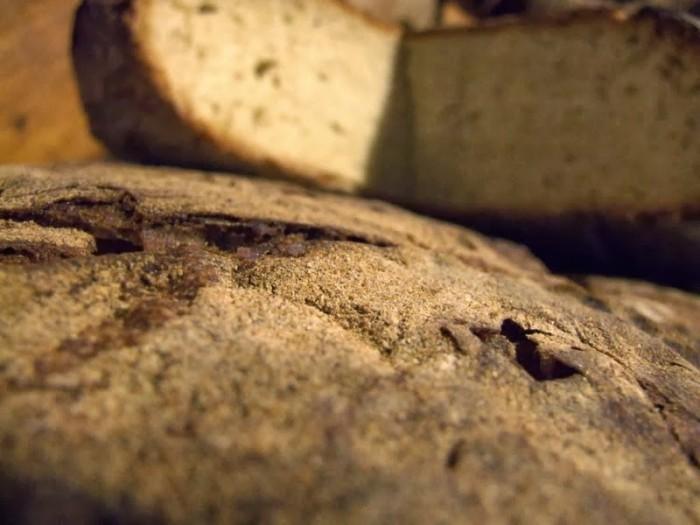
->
[72,1,700,286]
[73,1,700,213]
[1,163,699,523]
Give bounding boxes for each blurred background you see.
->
[0,0,103,164]
[1,0,698,166]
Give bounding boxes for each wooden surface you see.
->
[0,0,103,164]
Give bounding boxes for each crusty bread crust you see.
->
[73,1,284,181]
[2,162,700,523]
[414,4,700,39]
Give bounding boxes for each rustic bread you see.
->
[73,2,700,211]
[73,0,403,191]
[1,163,699,523]
[397,9,700,216]
[461,209,700,290]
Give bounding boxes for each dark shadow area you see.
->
[500,318,579,382]
[0,469,160,525]
[364,39,415,206]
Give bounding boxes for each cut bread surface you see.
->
[74,2,700,214]
[74,0,402,190]
[403,11,700,214]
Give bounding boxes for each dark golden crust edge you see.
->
[72,0,254,174]
[412,5,700,44]
[73,2,700,199]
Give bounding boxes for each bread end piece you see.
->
[73,0,403,191]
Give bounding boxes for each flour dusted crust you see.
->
[1,163,699,524]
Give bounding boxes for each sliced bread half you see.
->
[398,9,700,215]
[73,0,403,191]
[71,0,700,289]
[345,0,438,28]
[73,1,700,216]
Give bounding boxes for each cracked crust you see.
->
[1,163,699,524]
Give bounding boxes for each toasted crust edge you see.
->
[413,5,700,44]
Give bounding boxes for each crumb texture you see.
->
[1,164,699,524]
[73,3,700,211]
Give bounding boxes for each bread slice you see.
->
[2,163,700,523]
[73,2,700,214]
[73,0,403,191]
[400,10,700,215]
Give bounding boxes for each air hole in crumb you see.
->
[253,107,266,125]
[466,110,481,122]
[254,59,277,78]
[666,54,685,72]
[318,71,328,83]
[198,3,217,14]
[445,440,465,470]
[11,115,27,132]
[564,153,577,164]
[330,121,345,135]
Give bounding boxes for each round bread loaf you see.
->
[0,164,698,524]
